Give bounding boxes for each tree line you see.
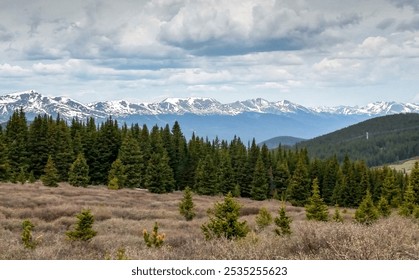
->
[0,109,418,208]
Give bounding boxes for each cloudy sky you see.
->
[1,0,419,106]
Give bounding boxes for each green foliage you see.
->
[255,207,273,231]
[274,205,292,236]
[21,219,36,249]
[250,156,269,201]
[179,187,196,221]
[194,155,217,195]
[107,177,120,190]
[410,161,419,204]
[119,134,143,188]
[145,152,175,193]
[201,193,249,240]
[300,113,419,167]
[143,222,165,248]
[332,205,344,223]
[28,171,36,183]
[399,184,416,217]
[377,196,391,218]
[17,167,27,184]
[354,191,379,225]
[41,155,59,187]
[68,153,89,187]
[305,178,329,221]
[66,209,97,242]
[287,157,310,206]
[108,158,126,189]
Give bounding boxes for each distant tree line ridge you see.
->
[298,113,419,166]
[0,109,418,208]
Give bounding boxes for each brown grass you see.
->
[0,182,418,260]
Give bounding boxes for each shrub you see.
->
[355,190,379,225]
[107,177,120,190]
[274,205,292,236]
[179,187,196,221]
[255,207,273,231]
[21,219,36,249]
[66,209,97,241]
[143,222,165,248]
[201,192,249,240]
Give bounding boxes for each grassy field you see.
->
[387,157,419,174]
[0,182,418,260]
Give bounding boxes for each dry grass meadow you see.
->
[0,182,418,260]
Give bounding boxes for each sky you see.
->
[1,0,419,107]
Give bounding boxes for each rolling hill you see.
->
[296,113,419,166]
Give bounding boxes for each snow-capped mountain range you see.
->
[1,90,418,141]
[1,90,418,120]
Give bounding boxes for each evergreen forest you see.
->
[1,109,418,209]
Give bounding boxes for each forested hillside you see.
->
[1,109,418,208]
[297,113,419,166]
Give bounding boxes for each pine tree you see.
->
[201,193,249,240]
[250,156,269,200]
[0,134,10,182]
[119,134,143,188]
[179,187,196,221]
[216,150,235,195]
[409,162,419,204]
[108,158,126,189]
[255,207,273,231]
[332,205,344,223]
[381,169,401,208]
[272,161,290,199]
[274,204,292,236]
[145,152,175,193]
[305,178,329,221]
[354,190,379,225]
[66,209,97,242]
[287,157,310,206]
[68,153,89,187]
[377,196,391,218]
[399,184,416,217]
[21,219,36,249]
[194,155,217,195]
[41,155,59,187]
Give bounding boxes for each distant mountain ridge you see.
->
[1,90,418,141]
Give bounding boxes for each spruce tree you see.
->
[381,170,401,208]
[108,158,126,189]
[179,187,196,221]
[66,209,97,241]
[119,134,143,188]
[399,184,416,217]
[377,196,391,217]
[354,190,379,225]
[201,193,249,240]
[255,207,273,231]
[272,161,290,199]
[287,157,310,206]
[0,135,10,182]
[145,152,175,193]
[305,178,329,221]
[409,162,419,204]
[194,155,217,195]
[274,204,292,236]
[216,150,235,195]
[41,155,59,187]
[250,156,269,200]
[68,153,89,187]
[332,205,344,223]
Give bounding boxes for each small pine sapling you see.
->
[179,187,196,221]
[399,184,416,217]
[201,192,249,240]
[274,204,292,236]
[17,167,26,184]
[21,219,36,249]
[332,205,344,223]
[107,177,120,190]
[28,171,36,183]
[66,209,97,241]
[143,222,165,248]
[255,207,273,231]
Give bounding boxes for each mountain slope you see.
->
[297,113,419,166]
[258,136,306,149]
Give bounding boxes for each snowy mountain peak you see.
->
[1,91,419,123]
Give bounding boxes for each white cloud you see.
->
[0,63,30,76]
